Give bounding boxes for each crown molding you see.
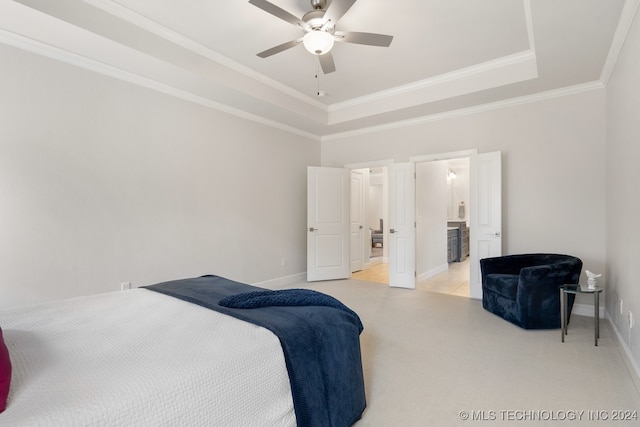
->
[600,0,640,85]
[0,17,605,146]
[328,50,537,114]
[327,51,538,125]
[328,0,535,118]
[0,26,322,142]
[523,0,536,52]
[81,0,328,111]
[322,81,605,142]
[0,19,604,145]
[0,0,612,143]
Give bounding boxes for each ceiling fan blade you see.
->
[322,0,357,27]
[249,0,306,28]
[335,31,393,47]
[319,52,336,74]
[257,39,302,58]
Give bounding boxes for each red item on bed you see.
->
[0,327,11,412]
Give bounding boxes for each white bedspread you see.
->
[0,289,296,426]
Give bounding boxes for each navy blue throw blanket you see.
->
[143,275,366,427]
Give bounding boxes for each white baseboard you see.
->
[252,272,306,290]
[571,305,640,390]
[365,257,384,268]
[605,309,640,392]
[572,302,604,318]
[417,263,448,282]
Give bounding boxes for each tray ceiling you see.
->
[0,0,630,139]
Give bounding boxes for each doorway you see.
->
[339,150,501,298]
[415,158,470,297]
[365,167,386,263]
[349,155,471,295]
[351,166,389,284]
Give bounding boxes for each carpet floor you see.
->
[292,278,640,426]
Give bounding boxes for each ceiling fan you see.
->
[249,0,393,74]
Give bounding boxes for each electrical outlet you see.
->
[281,257,287,266]
[620,298,624,315]
[121,281,131,291]
[630,312,634,329]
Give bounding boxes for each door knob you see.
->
[309,227,317,232]
[389,229,396,234]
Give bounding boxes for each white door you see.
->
[388,162,416,289]
[307,166,350,281]
[469,151,502,299]
[350,170,365,273]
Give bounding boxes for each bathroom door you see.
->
[469,151,502,299]
[388,162,416,289]
[350,170,365,273]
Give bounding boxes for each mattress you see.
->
[0,289,296,426]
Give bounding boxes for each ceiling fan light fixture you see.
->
[303,30,335,55]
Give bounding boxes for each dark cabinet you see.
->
[460,226,469,260]
[447,228,459,263]
[447,221,469,262]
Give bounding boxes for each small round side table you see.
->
[560,284,603,346]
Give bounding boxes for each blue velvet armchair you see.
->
[480,254,583,329]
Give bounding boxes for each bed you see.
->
[0,275,366,426]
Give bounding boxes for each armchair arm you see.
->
[516,261,582,327]
[518,261,582,291]
[480,255,528,277]
[481,254,582,280]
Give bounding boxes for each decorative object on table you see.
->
[585,270,602,289]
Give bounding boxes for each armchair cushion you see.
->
[480,253,582,329]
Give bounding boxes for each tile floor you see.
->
[351,258,470,297]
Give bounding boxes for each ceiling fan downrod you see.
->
[310,0,327,10]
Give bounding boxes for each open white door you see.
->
[469,151,502,299]
[389,162,416,289]
[307,166,350,281]
[350,170,365,273]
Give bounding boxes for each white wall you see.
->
[606,6,640,370]
[416,161,447,277]
[446,158,470,222]
[323,88,607,302]
[367,174,384,231]
[0,44,319,308]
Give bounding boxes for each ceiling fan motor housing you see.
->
[302,10,333,31]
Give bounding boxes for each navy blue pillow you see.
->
[219,289,363,333]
